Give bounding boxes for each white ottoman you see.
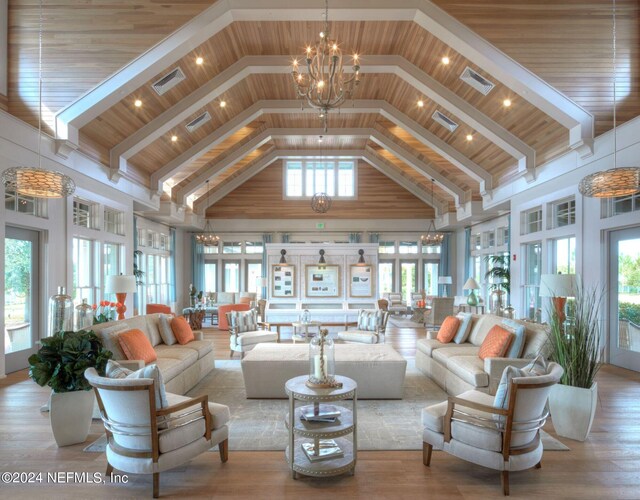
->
[241,343,407,399]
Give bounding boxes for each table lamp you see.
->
[438,276,452,297]
[105,274,137,320]
[539,273,577,326]
[463,277,480,306]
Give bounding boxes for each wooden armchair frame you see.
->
[423,378,554,496]
[92,381,227,498]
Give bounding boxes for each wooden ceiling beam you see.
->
[55,0,593,162]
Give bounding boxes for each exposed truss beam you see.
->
[109,55,534,180]
[55,0,593,160]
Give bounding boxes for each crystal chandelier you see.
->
[1,0,75,199]
[579,0,640,198]
[291,0,361,132]
[194,181,220,247]
[421,179,444,247]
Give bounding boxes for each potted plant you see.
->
[546,282,603,441]
[28,330,112,447]
[484,254,510,314]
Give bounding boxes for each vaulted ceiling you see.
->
[6,0,640,222]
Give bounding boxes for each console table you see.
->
[285,375,357,479]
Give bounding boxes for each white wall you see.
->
[0,0,7,96]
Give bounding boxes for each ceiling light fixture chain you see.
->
[194,180,220,247]
[291,0,361,132]
[1,0,76,199]
[311,134,332,213]
[578,0,640,198]
[420,178,445,247]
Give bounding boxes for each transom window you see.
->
[521,207,542,235]
[601,192,640,218]
[104,207,125,235]
[549,197,576,229]
[73,198,99,229]
[5,189,48,218]
[285,160,356,198]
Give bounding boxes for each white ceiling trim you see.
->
[53,0,593,160]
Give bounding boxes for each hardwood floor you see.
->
[1,324,639,499]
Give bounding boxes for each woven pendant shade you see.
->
[578,167,640,198]
[2,167,76,199]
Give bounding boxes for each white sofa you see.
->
[92,313,214,395]
[416,314,550,396]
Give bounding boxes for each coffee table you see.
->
[285,375,357,479]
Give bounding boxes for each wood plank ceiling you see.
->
[6,0,639,217]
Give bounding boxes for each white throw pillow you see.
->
[96,324,128,359]
[158,314,177,345]
[453,312,473,344]
[125,364,169,414]
[502,319,527,358]
[493,355,549,410]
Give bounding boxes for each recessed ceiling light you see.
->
[171,135,178,142]
[441,56,450,65]
[196,56,204,65]
[219,100,226,108]
[503,98,512,108]
[134,99,142,108]
[466,134,473,141]
[417,100,425,108]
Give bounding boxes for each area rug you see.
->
[388,316,424,328]
[84,360,568,452]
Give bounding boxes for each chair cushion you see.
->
[118,329,158,364]
[502,319,526,358]
[432,345,480,365]
[96,324,128,360]
[228,309,258,333]
[357,309,382,332]
[166,393,231,429]
[159,314,177,346]
[478,325,513,360]
[447,356,490,387]
[171,316,195,345]
[337,330,378,344]
[453,312,473,344]
[235,331,278,347]
[437,316,461,343]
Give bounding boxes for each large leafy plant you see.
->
[484,254,510,294]
[547,281,603,388]
[28,330,112,393]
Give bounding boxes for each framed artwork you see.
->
[305,265,341,298]
[349,264,373,297]
[271,264,296,298]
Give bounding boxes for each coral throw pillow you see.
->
[478,325,514,360]
[171,316,195,345]
[436,316,461,343]
[117,329,157,364]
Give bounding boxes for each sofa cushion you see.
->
[478,325,513,360]
[118,329,158,364]
[96,324,128,360]
[437,316,461,343]
[171,316,195,345]
[154,358,184,383]
[143,315,163,347]
[502,319,526,358]
[416,338,449,357]
[453,312,473,344]
[337,330,378,344]
[357,309,382,332]
[235,331,278,347]
[447,356,489,388]
[181,340,214,359]
[521,322,552,358]
[432,345,480,365]
[158,314,177,346]
[468,314,505,346]
[153,344,198,365]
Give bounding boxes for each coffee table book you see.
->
[302,439,344,462]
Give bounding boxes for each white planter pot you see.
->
[549,382,598,442]
[49,390,95,447]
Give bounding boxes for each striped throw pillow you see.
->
[228,309,258,333]
[357,310,381,332]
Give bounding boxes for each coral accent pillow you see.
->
[478,325,514,360]
[171,316,195,345]
[117,329,157,364]
[437,316,461,343]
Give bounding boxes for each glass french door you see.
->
[4,227,40,373]
[400,260,418,305]
[609,226,640,372]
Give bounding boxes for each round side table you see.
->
[291,321,322,343]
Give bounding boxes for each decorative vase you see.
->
[490,290,504,316]
[307,330,335,387]
[48,286,73,336]
[74,299,94,330]
[548,382,598,441]
[49,390,95,447]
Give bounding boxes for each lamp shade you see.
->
[539,274,576,298]
[438,276,452,285]
[463,278,480,290]
[104,274,137,294]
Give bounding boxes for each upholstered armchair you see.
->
[84,367,230,498]
[386,293,406,315]
[337,310,390,344]
[146,304,172,315]
[227,309,278,358]
[425,297,455,327]
[422,362,563,496]
[410,292,424,308]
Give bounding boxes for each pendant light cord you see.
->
[612,0,617,169]
[37,0,43,169]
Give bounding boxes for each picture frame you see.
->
[305,264,341,298]
[271,264,296,298]
[349,264,373,297]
